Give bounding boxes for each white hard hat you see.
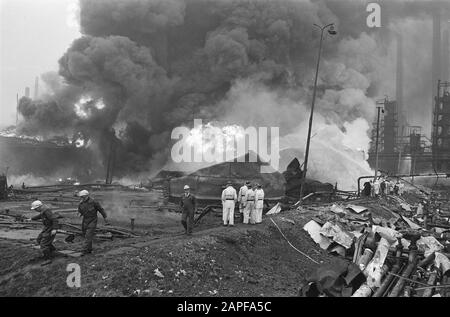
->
[184,185,190,190]
[31,200,43,210]
[78,190,89,197]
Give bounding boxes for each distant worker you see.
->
[362,181,371,197]
[388,180,394,195]
[180,185,196,235]
[416,202,424,216]
[221,181,237,226]
[238,181,250,223]
[254,184,265,224]
[380,178,386,196]
[373,178,380,197]
[28,200,59,266]
[77,190,109,256]
[244,183,256,224]
[394,180,400,195]
[398,180,405,196]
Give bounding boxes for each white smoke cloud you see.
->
[279,116,373,190]
[66,0,81,33]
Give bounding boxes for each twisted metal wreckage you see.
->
[300,181,450,297]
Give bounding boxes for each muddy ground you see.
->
[0,188,334,297]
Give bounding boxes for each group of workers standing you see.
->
[236,181,265,225]
[363,177,405,197]
[222,181,265,226]
[28,190,108,265]
[179,181,265,235]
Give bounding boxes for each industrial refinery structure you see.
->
[368,10,450,176]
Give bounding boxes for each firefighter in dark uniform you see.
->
[180,185,196,235]
[77,190,109,255]
[29,200,59,266]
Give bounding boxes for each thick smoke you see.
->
[16,0,450,188]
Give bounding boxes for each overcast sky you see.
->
[0,0,80,128]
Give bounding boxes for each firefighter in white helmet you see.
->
[244,183,256,224]
[254,184,265,224]
[77,190,108,255]
[221,181,237,226]
[238,181,250,223]
[29,200,59,265]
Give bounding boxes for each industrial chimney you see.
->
[442,28,449,82]
[432,11,442,98]
[396,33,404,131]
[34,76,39,100]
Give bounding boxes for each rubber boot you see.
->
[41,250,52,266]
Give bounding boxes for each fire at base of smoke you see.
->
[171,119,279,172]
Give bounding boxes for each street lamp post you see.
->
[374,106,382,181]
[374,98,386,182]
[299,23,336,203]
[357,148,366,160]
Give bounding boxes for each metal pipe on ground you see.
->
[357,248,374,271]
[96,233,113,240]
[356,173,446,196]
[428,223,450,229]
[353,264,389,297]
[441,276,450,297]
[388,250,418,297]
[373,264,403,297]
[373,241,405,297]
[403,274,418,297]
[423,270,438,297]
[96,227,139,237]
[352,283,373,297]
[418,252,435,269]
[353,234,369,264]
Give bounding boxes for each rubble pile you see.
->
[300,189,450,297]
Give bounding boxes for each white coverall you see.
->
[254,188,265,224]
[398,182,404,196]
[244,188,255,224]
[373,180,380,196]
[238,185,248,215]
[222,185,237,225]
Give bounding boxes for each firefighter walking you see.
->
[180,185,196,235]
[77,190,109,255]
[29,200,59,266]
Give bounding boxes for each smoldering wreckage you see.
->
[2,0,450,297]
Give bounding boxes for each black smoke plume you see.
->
[17,0,450,178]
